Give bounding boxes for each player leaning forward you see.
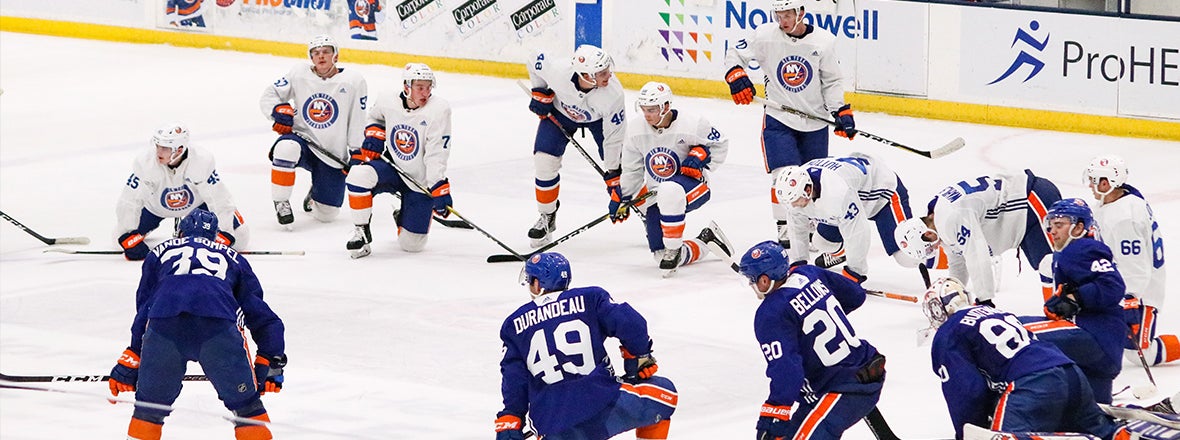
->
[343,63,453,258]
[616,81,734,272]
[261,34,368,229]
[525,45,626,247]
[494,253,677,440]
[116,123,248,261]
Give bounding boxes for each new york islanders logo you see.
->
[560,103,593,123]
[303,93,339,130]
[160,186,194,211]
[390,124,421,161]
[354,0,371,17]
[776,56,813,93]
[645,147,680,182]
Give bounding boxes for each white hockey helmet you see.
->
[773,166,812,204]
[307,34,338,57]
[1084,154,1128,195]
[403,63,436,88]
[571,45,613,76]
[922,277,973,327]
[636,81,673,109]
[771,0,806,12]
[894,218,940,262]
[152,122,189,163]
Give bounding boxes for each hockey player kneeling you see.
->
[494,253,676,440]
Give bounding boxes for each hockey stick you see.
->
[753,97,965,159]
[301,138,473,230]
[486,191,658,263]
[0,372,208,383]
[0,210,90,245]
[43,248,305,256]
[1133,343,1160,399]
[1100,403,1180,429]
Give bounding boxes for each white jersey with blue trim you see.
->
[116,145,239,234]
[619,110,729,197]
[527,50,626,171]
[366,93,453,194]
[1095,187,1166,307]
[260,64,368,169]
[784,153,898,273]
[724,24,845,132]
[931,171,1031,301]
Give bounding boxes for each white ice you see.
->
[1,32,1177,439]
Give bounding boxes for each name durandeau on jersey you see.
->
[514,296,587,334]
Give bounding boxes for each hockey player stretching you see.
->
[495,253,677,440]
[738,241,886,439]
[616,81,734,274]
[1085,155,1179,367]
[343,63,453,258]
[261,34,368,229]
[724,0,857,248]
[108,209,286,439]
[524,45,626,247]
[116,123,248,261]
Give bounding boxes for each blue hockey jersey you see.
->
[931,306,1073,438]
[498,286,651,436]
[128,237,284,357]
[753,265,879,407]
[1051,237,1127,368]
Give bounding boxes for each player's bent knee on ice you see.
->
[399,231,428,252]
[533,152,562,180]
[271,139,302,163]
[308,202,338,222]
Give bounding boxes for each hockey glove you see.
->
[1122,294,1144,349]
[529,87,555,117]
[271,104,295,135]
[621,346,658,381]
[118,232,149,261]
[756,402,792,440]
[841,266,867,284]
[603,168,621,195]
[609,190,631,224]
[108,348,140,400]
[254,353,286,395]
[725,66,755,105]
[215,231,235,246]
[679,146,710,180]
[831,104,857,140]
[494,413,525,440]
[1044,285,1080,321]
[429,179,453,218]
[855,353,887,384]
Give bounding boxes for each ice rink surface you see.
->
[1,32,1177,439]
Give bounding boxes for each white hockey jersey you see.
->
[367,93,453,194]
[619,110,729,197]
[260,65,368,168]
[115,146,239,235]
[724,24,845,132]
[930,172,1034,301]
[784,153,900,274]
[1095,186,1167,307]
[527,50,626,171]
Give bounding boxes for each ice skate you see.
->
[698,221,734,258]
[528,210,557,248]
[815,251,846,269]
[302,189,314,213]
[347,224,372,259]
[659,247,681,278]
[274,200,294,229]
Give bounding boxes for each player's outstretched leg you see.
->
[697,221,734,258]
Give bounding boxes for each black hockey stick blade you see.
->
[862,407,902,440]
[433,214,473,229]
[0,210,91,245]
[0,372,208,383]
[43,248,304,256]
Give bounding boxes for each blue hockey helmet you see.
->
[178,208,219,240]
[1044,198,1094,232]
[520,252,572,294]
[739,240,790,285]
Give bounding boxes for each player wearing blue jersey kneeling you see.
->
[494,253,676,440]
[738,241,886,439]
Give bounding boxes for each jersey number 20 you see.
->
[527,320,596,384]
[803,296,861,366]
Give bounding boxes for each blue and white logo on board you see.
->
[390,124,421,161]
[776,55,813,93]
[988,20,1050,85]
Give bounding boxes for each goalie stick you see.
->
[1133,342,1160,399]
[43,248,305,256]
[1101,404,1180,429]
[0,210,90,245]
[0,372,208,383]
[300,137,473,230]
[486,191,658,263]
[753,97,965,159]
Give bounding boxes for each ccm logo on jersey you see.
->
[777,55,814,93]
[389,124,421,160]
[645,147,680,181]
[160,186,194,211]
[303,93,340,129]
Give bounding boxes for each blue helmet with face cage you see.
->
[739,240,790,284]
[178,208,219,240]
[521,252,572,293]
